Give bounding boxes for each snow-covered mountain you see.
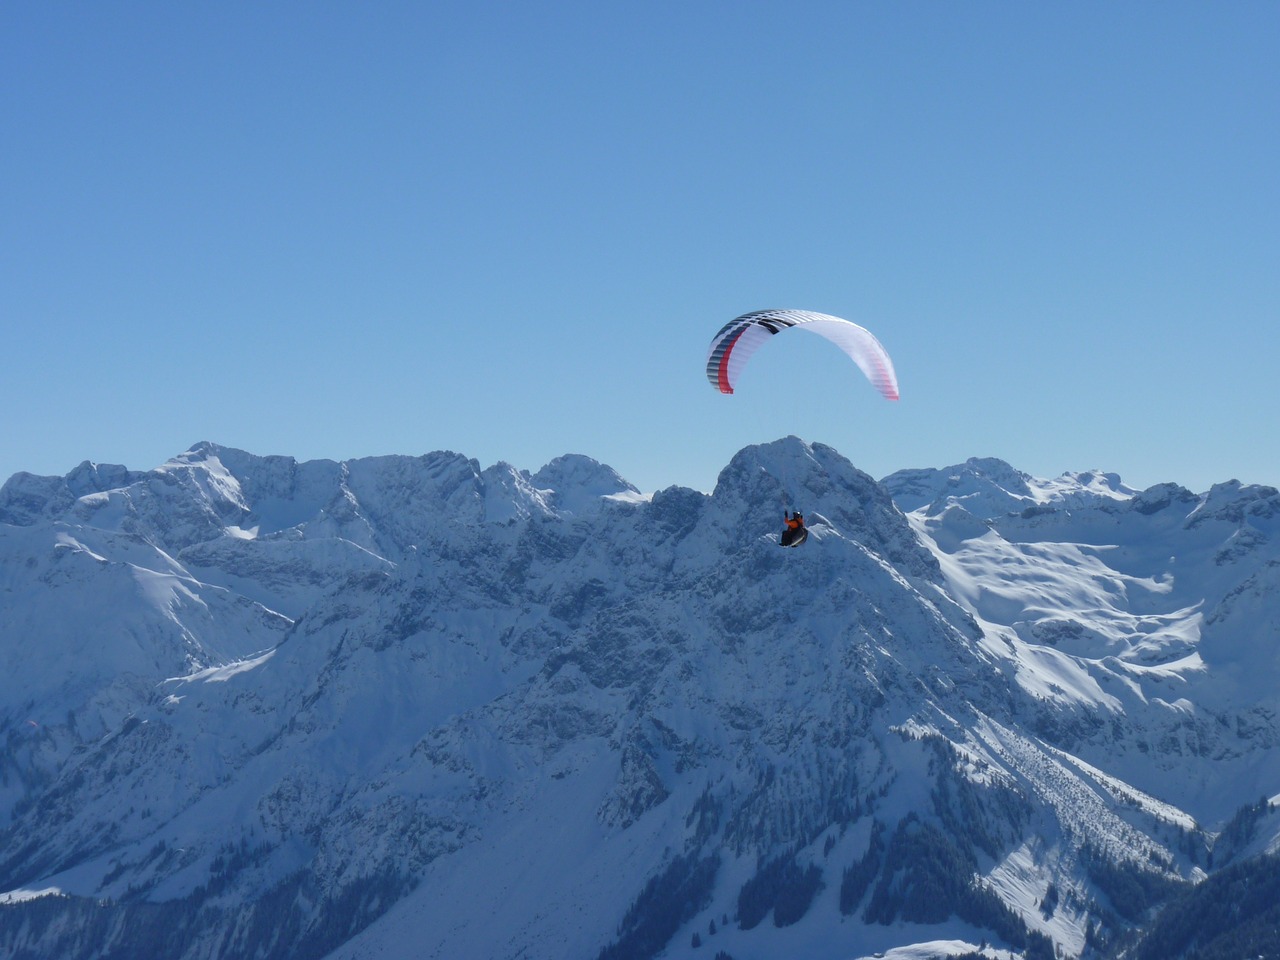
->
[0,439,1277,960]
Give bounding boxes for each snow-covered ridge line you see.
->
[882,456,1139,518]
[0,441,645,540]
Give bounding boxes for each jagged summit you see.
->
[528,453,643,516]
[0,441,651,548]
[712,437,938,578]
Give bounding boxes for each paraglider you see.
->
[706,309,898,548]
[780,510,807,548]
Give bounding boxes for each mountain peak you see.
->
[710,437,938,578]
[174,440,223,461]
[528,454,642,515]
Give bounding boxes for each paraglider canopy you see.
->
[706,309,899,401]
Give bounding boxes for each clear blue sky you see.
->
[3,2,1277,495]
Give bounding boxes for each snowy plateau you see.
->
[1,437,1278,960]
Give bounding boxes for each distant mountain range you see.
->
[1,439,1277,960]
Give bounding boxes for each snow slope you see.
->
[884,459,1280,824]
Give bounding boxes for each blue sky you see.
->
[3,2,1277,495]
